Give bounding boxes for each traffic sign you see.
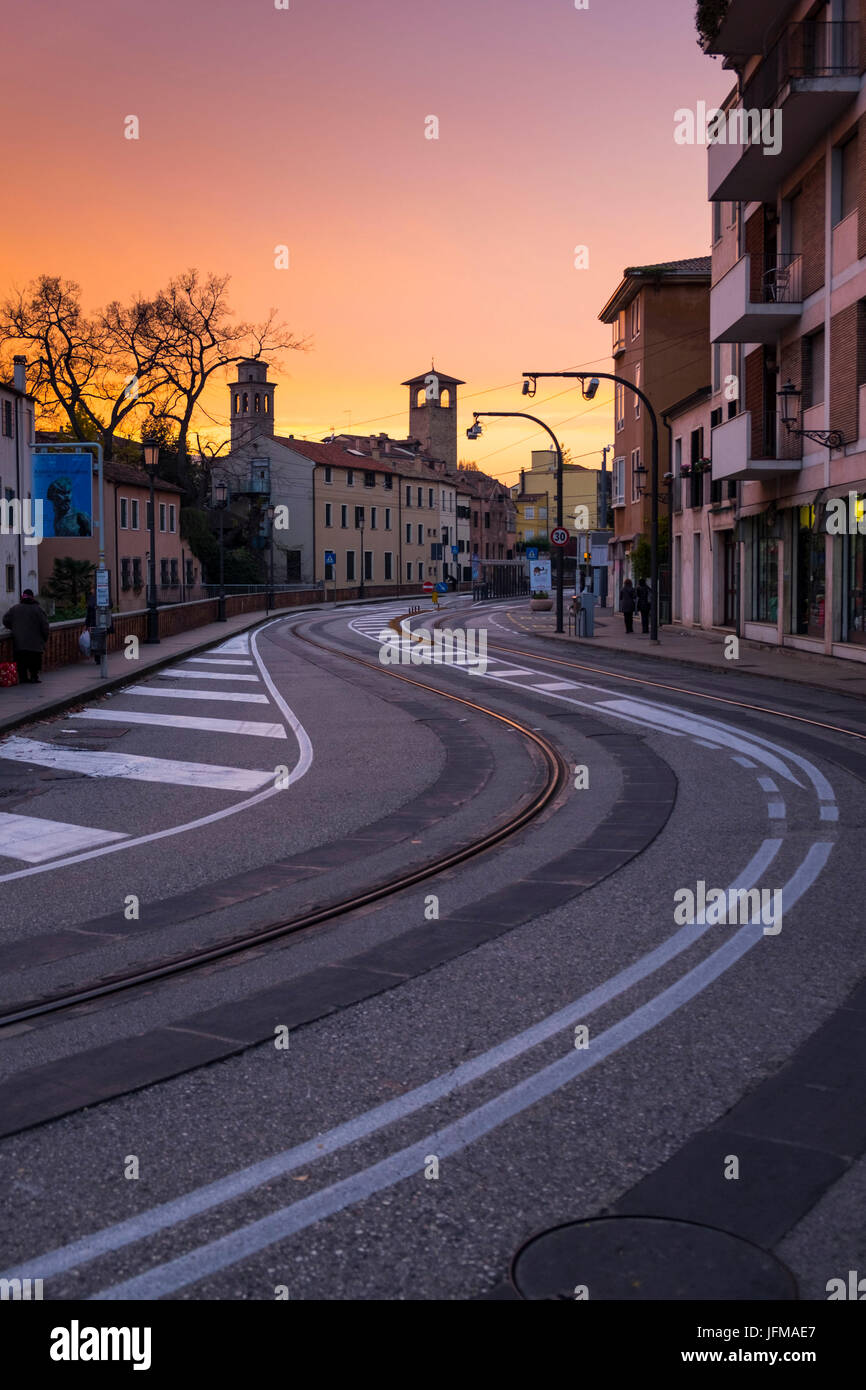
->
[423,580,434,593]
[550,527,570,547]
[435,581,448,593]
[451,545,459,557]
[324,550,336,567]
[525,546,539,560]
[95,567,110,607]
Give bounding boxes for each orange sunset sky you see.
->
[1,0,731,483]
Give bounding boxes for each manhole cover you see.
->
[510,1217,797,1301]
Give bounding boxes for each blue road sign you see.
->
[435,581,448,593]
[324,550,336,566]
[525,546,539,560]
[451,545,459,557]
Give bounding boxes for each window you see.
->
[132,558,142,589]
[383,474,393,491]
[712,343,721,394]
[428,488,434,508]
[121,558,131,590]
[160,558,169,585]
[186,559,195,585]
[417,488,423,507]
[384,552,393,581]
[325,502,333,527]
[525,506,535,519]
[712,201,723,244]
[418,562,424,580]
[254,394,260,413]
[690,427,705,508]
[631,448,642,502]
[364,551,373,581]
[169,504,176,533]
[242,392,249,413]
[804,330,825,407]
[364,472,376,488]
[120,498,128,529]
[538,507,547,519]
[484,513,491,528]
[836,131,858,224]
[634,363,641,417]
[749,513,779,624]
[612,456,626,506]
[473,511,479,527]
[711,407,723,429]
[354,505,364,529]
[407,561,413,582]
[630,295,641,339]
[406,485,411,505]
[405,522,412,543]
[323,466,332,484]
[170,558,178,586]
[370,507,377,529]
[384,507,392,530]
[417,524,423,544]
[264,395,270,414]
[346,470,354,486]
[615,382,625,432]
[2,401,13,437]
[131,499,139,529]
[5,563,15,592]
[159,503,166,532]
[340,504,348,528]
[346,551,356,582]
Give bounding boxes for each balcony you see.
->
[708,22,859,202]
[711,252,802,343]
[711,408,802,483]
[612,325,626,357]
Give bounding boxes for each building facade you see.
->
[598,259,712,609]
[704,0,866,660]
[0,357,37,602]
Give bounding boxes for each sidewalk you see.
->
[504,603,866,700]
[0,597,392,737]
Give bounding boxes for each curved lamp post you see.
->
[142,442,160,645]
[214,479,228,622]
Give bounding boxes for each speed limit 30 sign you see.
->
[550,527,570,547]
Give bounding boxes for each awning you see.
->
[609,532,638,548]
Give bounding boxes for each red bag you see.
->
[0,662,18,687]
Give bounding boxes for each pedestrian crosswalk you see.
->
[0,629,291,867]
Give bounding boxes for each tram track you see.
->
[0,613,568,1030]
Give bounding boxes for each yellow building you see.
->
[524,450,601,531]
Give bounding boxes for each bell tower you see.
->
[402,365,464,469]
[230,359,276,450]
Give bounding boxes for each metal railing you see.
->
[743,21,858,113]
[755,411,804,462]
[754,252,802,304]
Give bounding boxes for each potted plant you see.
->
[530,589,553,612]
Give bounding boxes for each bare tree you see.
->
[143,270,307,492]
[0,275,168,458]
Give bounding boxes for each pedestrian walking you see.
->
[635,578,651,634]
[2,589,50,684]
[619,577,636,634]
[431,586,440,608]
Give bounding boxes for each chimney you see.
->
[13,356,26,393]
[519,469,525,494]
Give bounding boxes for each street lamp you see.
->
[523,370,661,642]
[358,507,366,599]
[778,379,846,451]
[214,479,228,622]
[142,441,160,644]
[266,502,276,613]
[467,409,567,633]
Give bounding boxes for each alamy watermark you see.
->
[674,101,782,158]
[378,626,488,674]
[0,497,43,545]
[674,881,783,935]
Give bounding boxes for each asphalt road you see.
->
[1,596,864,1301]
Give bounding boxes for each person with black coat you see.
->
[619,577,636,634]
[635,578,651,634]
[3,589,50,683]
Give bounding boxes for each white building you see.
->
[0,357,37,602]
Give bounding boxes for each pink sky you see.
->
[1,0,731,482]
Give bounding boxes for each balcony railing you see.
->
[612,327,626,355]
[753,252,802,304]
[743,21,859,113]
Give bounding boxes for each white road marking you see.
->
[820,805,839,821]
[0,621,309,882]
[123,686,270,705]
[85,843,832,1300]
[0,813,127,863]
[533,681,578,692]
[4,838,787,1283]
[157,669,260,682]
[212,635,251,654]
[183,659,255,667]
[0,737,275,792]
[69,709,285,737]
[768,802,786,819]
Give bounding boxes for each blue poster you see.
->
[32,452,93,537]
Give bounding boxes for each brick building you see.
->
[704,0,866,658]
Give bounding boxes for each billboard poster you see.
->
[32,452,93,537]
[529,557,551,592]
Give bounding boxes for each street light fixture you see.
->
[467,408,567,633]
[214,479,228,623]
[141,442,160,644]
[778,379,845,451]
[358,508,366,599]
[523,370,662,642]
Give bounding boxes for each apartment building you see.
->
[704,0,866,658]
[598,259,712,609]
[0,357,37,601]
[458,469,516,563]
